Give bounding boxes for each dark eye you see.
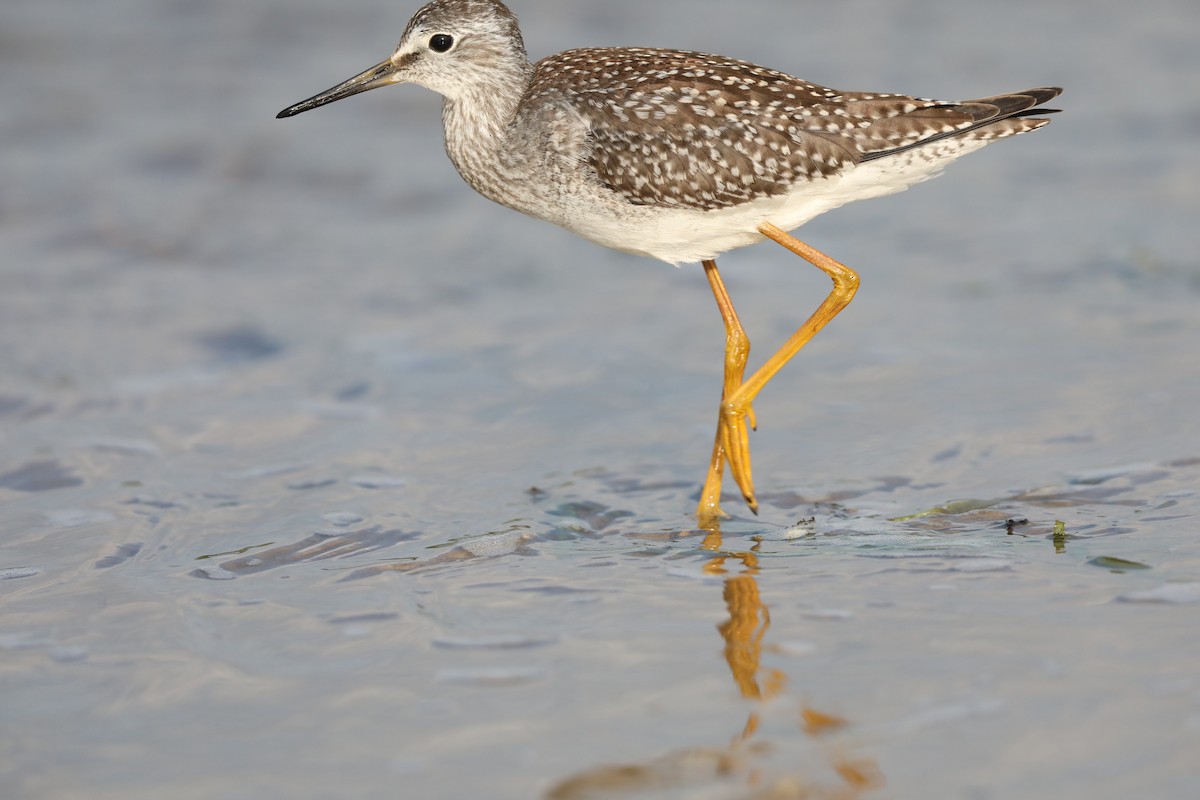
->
[429,34,454,53]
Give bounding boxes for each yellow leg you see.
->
[698,258,754,522]
[696,222,860,521]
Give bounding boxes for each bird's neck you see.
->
[440,60,535,201]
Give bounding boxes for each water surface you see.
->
[3,1,1199,797]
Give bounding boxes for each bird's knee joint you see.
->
[725,333,750,363]
[836,270,860,293]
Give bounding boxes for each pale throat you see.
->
[440,67,531,173]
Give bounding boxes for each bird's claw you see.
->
[719,398,758,513]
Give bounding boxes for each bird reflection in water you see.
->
[545,521,882,798]
[703,522,882,795]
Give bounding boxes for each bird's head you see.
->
[277,0,527,119]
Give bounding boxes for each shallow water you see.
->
[3,0,1199,797]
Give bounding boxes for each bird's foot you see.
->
[719,397,759,515]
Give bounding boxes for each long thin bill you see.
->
[277,59,397,119]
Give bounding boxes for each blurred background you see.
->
[2,1,1198,798]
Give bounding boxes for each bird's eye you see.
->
[429,34,454,53]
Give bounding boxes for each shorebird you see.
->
[277,0,1060,523]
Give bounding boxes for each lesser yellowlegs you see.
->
[277,0,1061,523]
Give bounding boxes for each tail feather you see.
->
[859,87,1063,162]
[970,87,1063,111]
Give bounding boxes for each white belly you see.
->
[560,137,992,265]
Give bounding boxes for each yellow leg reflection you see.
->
[720,575,778,701]
[703,535,786,706]
[704,520,882,792]
[545,521,883,799]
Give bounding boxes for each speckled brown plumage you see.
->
[522,47,1059,211]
